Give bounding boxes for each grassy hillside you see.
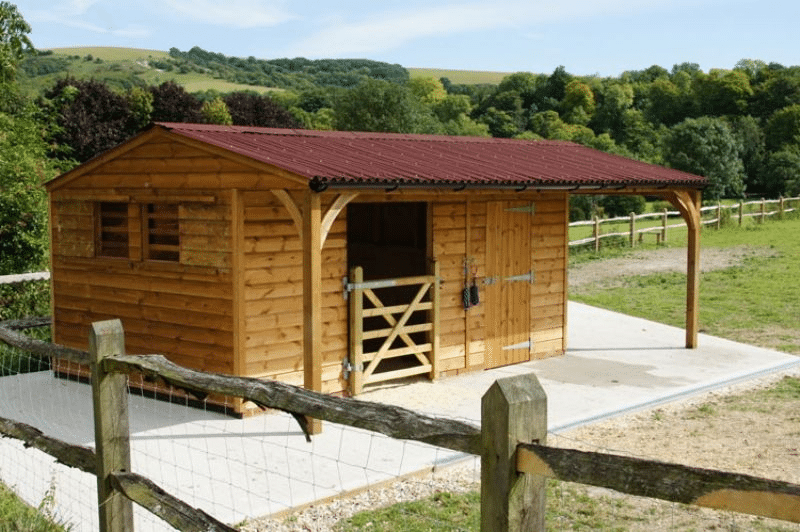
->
[19,47,507,97]
[408,67,510,84]
[21,47,285,95]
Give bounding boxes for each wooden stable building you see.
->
[46,123,706,415]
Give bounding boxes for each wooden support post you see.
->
[664,190,702,348]
[348,266,364,396]
[739,201,744,226]
[685,191,701,348]
[593,215,600,252]
[761,198,766,223]
[661,207,668,243]
[481,373,547,532]
[90,320,133,532]
[303,191,323,435]
[780,196,785,218]
[716,202,722,229]
[629,211,636,247]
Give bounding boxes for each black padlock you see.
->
[470,280,480,306]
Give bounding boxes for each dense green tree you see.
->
[599,195,646,217]
[750,69,800,118]
[407,77,447,106]
[646,78,693,126]
[664,116,745,199]
[730,115,767,194]
[0,108,59,273]
[481,107,519,138]
[126,86,153,131]
[694,69,753,116]
[561,79,595,125]
[45,78,133,163]
[591,82,634,136]
[223,91,301,128]
[149,81,202,123]
[0,1,32,85]
[431,93,488,137]
[761,147,800,196]
[619,109,665,163]
[296,87,335,113]
[334,78,439,134]
[201,96,233,125]
[496,72,542,109]
[764,103,800,152]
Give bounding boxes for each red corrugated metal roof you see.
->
[156,123,707,190]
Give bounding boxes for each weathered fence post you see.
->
[716,202,722,229]
[592,215,600,252]
[760,198,766,223]
[629,212,636,247]
[738,201,744,226]
[779,196,785,218]
[661,207,668,242]
[481,373,547,532]
[90,320,133,532]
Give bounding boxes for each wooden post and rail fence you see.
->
[0,319,799,531]
[569,195,800,250]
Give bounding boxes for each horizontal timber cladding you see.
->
[50,189,237,378]
[531,192,569,359]
[241,191,348,393]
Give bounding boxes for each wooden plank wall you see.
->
[530,192,569,359]
[50,190,236,375]
[241,191,348,393]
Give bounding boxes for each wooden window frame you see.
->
[96,202,130,259]
[95,201,182,263]
[142,203,180,263]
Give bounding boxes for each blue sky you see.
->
[15,0,800,77]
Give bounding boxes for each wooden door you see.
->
[485,200,533,368]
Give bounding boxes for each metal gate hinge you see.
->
[342,358,363,379]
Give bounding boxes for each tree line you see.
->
[3,1,800,279]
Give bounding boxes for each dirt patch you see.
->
[551,370,800,530]
[569,245,779,288]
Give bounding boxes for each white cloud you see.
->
[162,0,297,28]
[283,0,703,58]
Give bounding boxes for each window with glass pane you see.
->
[145,204,180,262]
[98,202,129,257]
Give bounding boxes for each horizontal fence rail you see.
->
[1,318,799,531]
[569,196,800,249]
[0,272,50,285]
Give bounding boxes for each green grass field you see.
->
[407,67,510,84]
[571,214,800,354]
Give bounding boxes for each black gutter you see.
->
[308,176,706,193]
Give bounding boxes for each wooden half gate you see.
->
[346,263,440,395]
[484,200,534,368]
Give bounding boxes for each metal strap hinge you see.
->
[483,271,535,285]
[342,358,364,379]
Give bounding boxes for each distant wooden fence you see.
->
[569,196,800,250]
[1,319,799,531]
